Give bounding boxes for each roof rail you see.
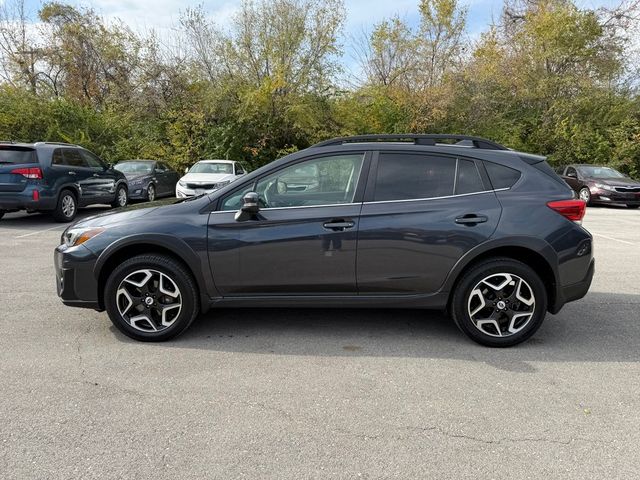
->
[311,134,508,150]
[34,141,77,147]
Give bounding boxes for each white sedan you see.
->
[176,160,247,198]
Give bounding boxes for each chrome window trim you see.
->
[210,188,510,214]
[362,188,510,205]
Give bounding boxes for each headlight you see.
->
[62,227,105,247]
[594,183,615,191]
[214,180,231,189]
[178,180,186,187]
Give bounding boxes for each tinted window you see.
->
[455,159,484,195]
[63,149,87,168]
[484,162,521,189]
[374,153,455,201]
[235,164,245,174]
[566,167,577,177]
[0,147,37,164]
[52,149,65,165]
[80,150,104,169]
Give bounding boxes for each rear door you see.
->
[356,151,502,294]
[0,146,39,194]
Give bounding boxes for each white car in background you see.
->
[176,160,247,198]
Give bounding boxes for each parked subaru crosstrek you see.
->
[0,142,128,222]
[54,135,594,347]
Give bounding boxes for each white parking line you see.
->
[590,232,636,246]
[15,225,64,239]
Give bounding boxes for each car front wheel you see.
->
[104,254,200,341]
[578,187,591,204]
[111,185,128,208]
[451,258,548,347]
[146,183,156,202]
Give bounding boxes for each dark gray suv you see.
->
[0,142,128,222]
[54,135,594,347]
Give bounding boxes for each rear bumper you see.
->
[54,244,102,310]
[550,258,595,314]
[0,187,56,211]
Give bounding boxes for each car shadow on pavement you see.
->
[0,207,112,230]
[118,290,640,369]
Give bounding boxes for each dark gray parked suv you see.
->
[54,135,594,347]
[0,142,128,222]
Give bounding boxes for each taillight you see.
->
[547,199,586,223]
[11,167,43,179]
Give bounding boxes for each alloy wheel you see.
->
[116,269,182,333]
[117,187,127,207]
[148,184,155,202]
[61,194,76,218]
[467,273,536,337]
[579,188,590,203]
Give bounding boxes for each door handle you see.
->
[323,220,355,231]
[455,214,488,225]
[68,171,76,176]
[92,173,100,177]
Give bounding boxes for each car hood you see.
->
[586,177,640,186]
[180,172,234,183]
[123,172,152,181]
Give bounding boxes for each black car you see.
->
[54,134,594,347]
[559,164,640,208]
[0,142,128,222]
[114,160,179,202]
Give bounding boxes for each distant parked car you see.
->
[0,142,128,222]
[114,160,179,202]
[559,164,640,209]
[176,160,247,198]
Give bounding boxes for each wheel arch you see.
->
[94,235,211,313]
[444,239,559,313]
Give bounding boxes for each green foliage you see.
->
[0,0,637,176]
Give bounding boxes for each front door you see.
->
[356,152,502,294]
[207,153,367,295]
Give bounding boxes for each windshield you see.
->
[578,166,625,179]
[189,162,233,174]
[114,161,154,174]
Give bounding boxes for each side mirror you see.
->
[567,171,577,178]
[234,191,260,221]
[184,167,189,174]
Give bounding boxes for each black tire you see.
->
[52,189,78,223]
[111,184,128,208]
[578,187,591,205]
[451,257,548,347]
[146,183,156,202]
[627,205,639,209]
[104,254,199,341]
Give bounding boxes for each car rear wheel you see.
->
[104,254,199,341]
[578,187,591,204]
[146,183,156,202]
[52,190,77,222]
[111,185,128,208]
[451,257,548,347]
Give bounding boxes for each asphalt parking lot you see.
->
[1,204,639,479]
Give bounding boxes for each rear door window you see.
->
[63,149,88,168]
[484,162,521,189]
[373,153,456,201]
[455,159,484,195]
[0,147,37,165]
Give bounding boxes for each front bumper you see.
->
[128,184,149,199]
[591,189,640,205]
[54,244,102,310]
[175,184,220,198]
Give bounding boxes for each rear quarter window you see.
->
[0,147,37,164]
[484,161,521,189]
